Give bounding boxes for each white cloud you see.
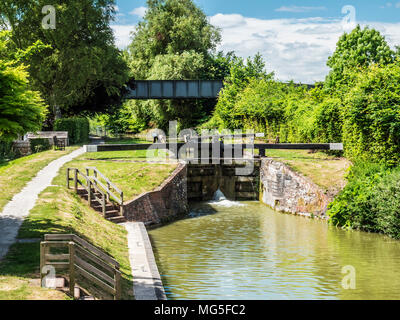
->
[210,14,247,28]
[208,14,400,83]
[111,25,135,49]
[130,6,147,18]
[275,6,327,13]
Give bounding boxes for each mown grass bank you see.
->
[55,151,177,201]
[0,147,80,213]
[265,149,351,194]
[0,150,178,299]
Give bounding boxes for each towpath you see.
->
[0,148,85,260]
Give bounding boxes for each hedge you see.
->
[30,138,50,154]
[54,118,90,144]
[0,139,18,161]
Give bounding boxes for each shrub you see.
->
[341,63,400,166]
[30,138,50,154]
[54,118,89,144]
[327,161,400,239]
[0,139,18,161]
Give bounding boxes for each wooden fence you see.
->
[40,234,121,300]
[67,167,124,216]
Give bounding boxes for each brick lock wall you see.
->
[124,163,188,225]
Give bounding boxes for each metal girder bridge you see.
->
[125,80,224,99]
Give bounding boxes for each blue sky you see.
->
[111,1,400,82]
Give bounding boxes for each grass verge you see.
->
[0,149,178,299]
[54,152,177,200]
[266,149,351,194]
[0,147,79,213]
[0,186,133,300]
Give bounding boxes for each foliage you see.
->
[30,138,50,154]
[325,25,394,90]
[0,31,47,141]
[327,162,400,239]
[127,0,221,78]
[204,54,273,130]
[341,63,400,166]
[0,0,129,119]
[93,102,148,135]
[0,139,18,161]
[125,0,223,130]
[54,118,89,144]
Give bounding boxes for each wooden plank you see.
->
[69,242,75,297]
[45,254,69,261]
[86,167,123,195]
[75,264,116,295]
[254,143,330,150]
[42,241,70,248]
[89,177,122,204]
[74,246,116,274]
[72,236,119,268]
[75,256,115,286]
[45,234,74,241]
[44,262,70,269]
[40,242,45,286]
[114,270,121,300]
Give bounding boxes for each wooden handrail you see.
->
[40,234,121,300]
[89,176,123,205]
[67,168,107,216]
[85,167,124,207]
[86,167,122,194]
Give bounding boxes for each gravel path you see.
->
[0,148,85,260]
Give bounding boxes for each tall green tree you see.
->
[125,0,222,130]
[326,25,394,90]
[0,31,47,140]
[0,0,129,123]
[205,53,273,130]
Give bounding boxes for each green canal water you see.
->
[148,200,400,300]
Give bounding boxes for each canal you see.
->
[148,200,400,300]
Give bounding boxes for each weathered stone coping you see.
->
[260,158,334,219]
[124,222,167,300]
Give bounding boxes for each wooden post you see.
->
[40,242,45,287]
[114,269,121,300]
[259,148,266,157]
[107,182,110,202]
[88,180,92,204]
[68,242,75,298]
[102,193,106,216]
[66,168,70,189]
[120,192,124,216]
[74,169,78,191]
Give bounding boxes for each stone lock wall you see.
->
[123,163,188,225]
[260,159,333,218]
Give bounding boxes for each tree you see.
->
[326,25,394,89]
[125,0,222,130]
[127,0,221,78]
[0,32,47,140]
[0,0,129,122]
[204,53,273,130]
[341,63,400,166]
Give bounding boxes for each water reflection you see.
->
[149,202,400,300]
